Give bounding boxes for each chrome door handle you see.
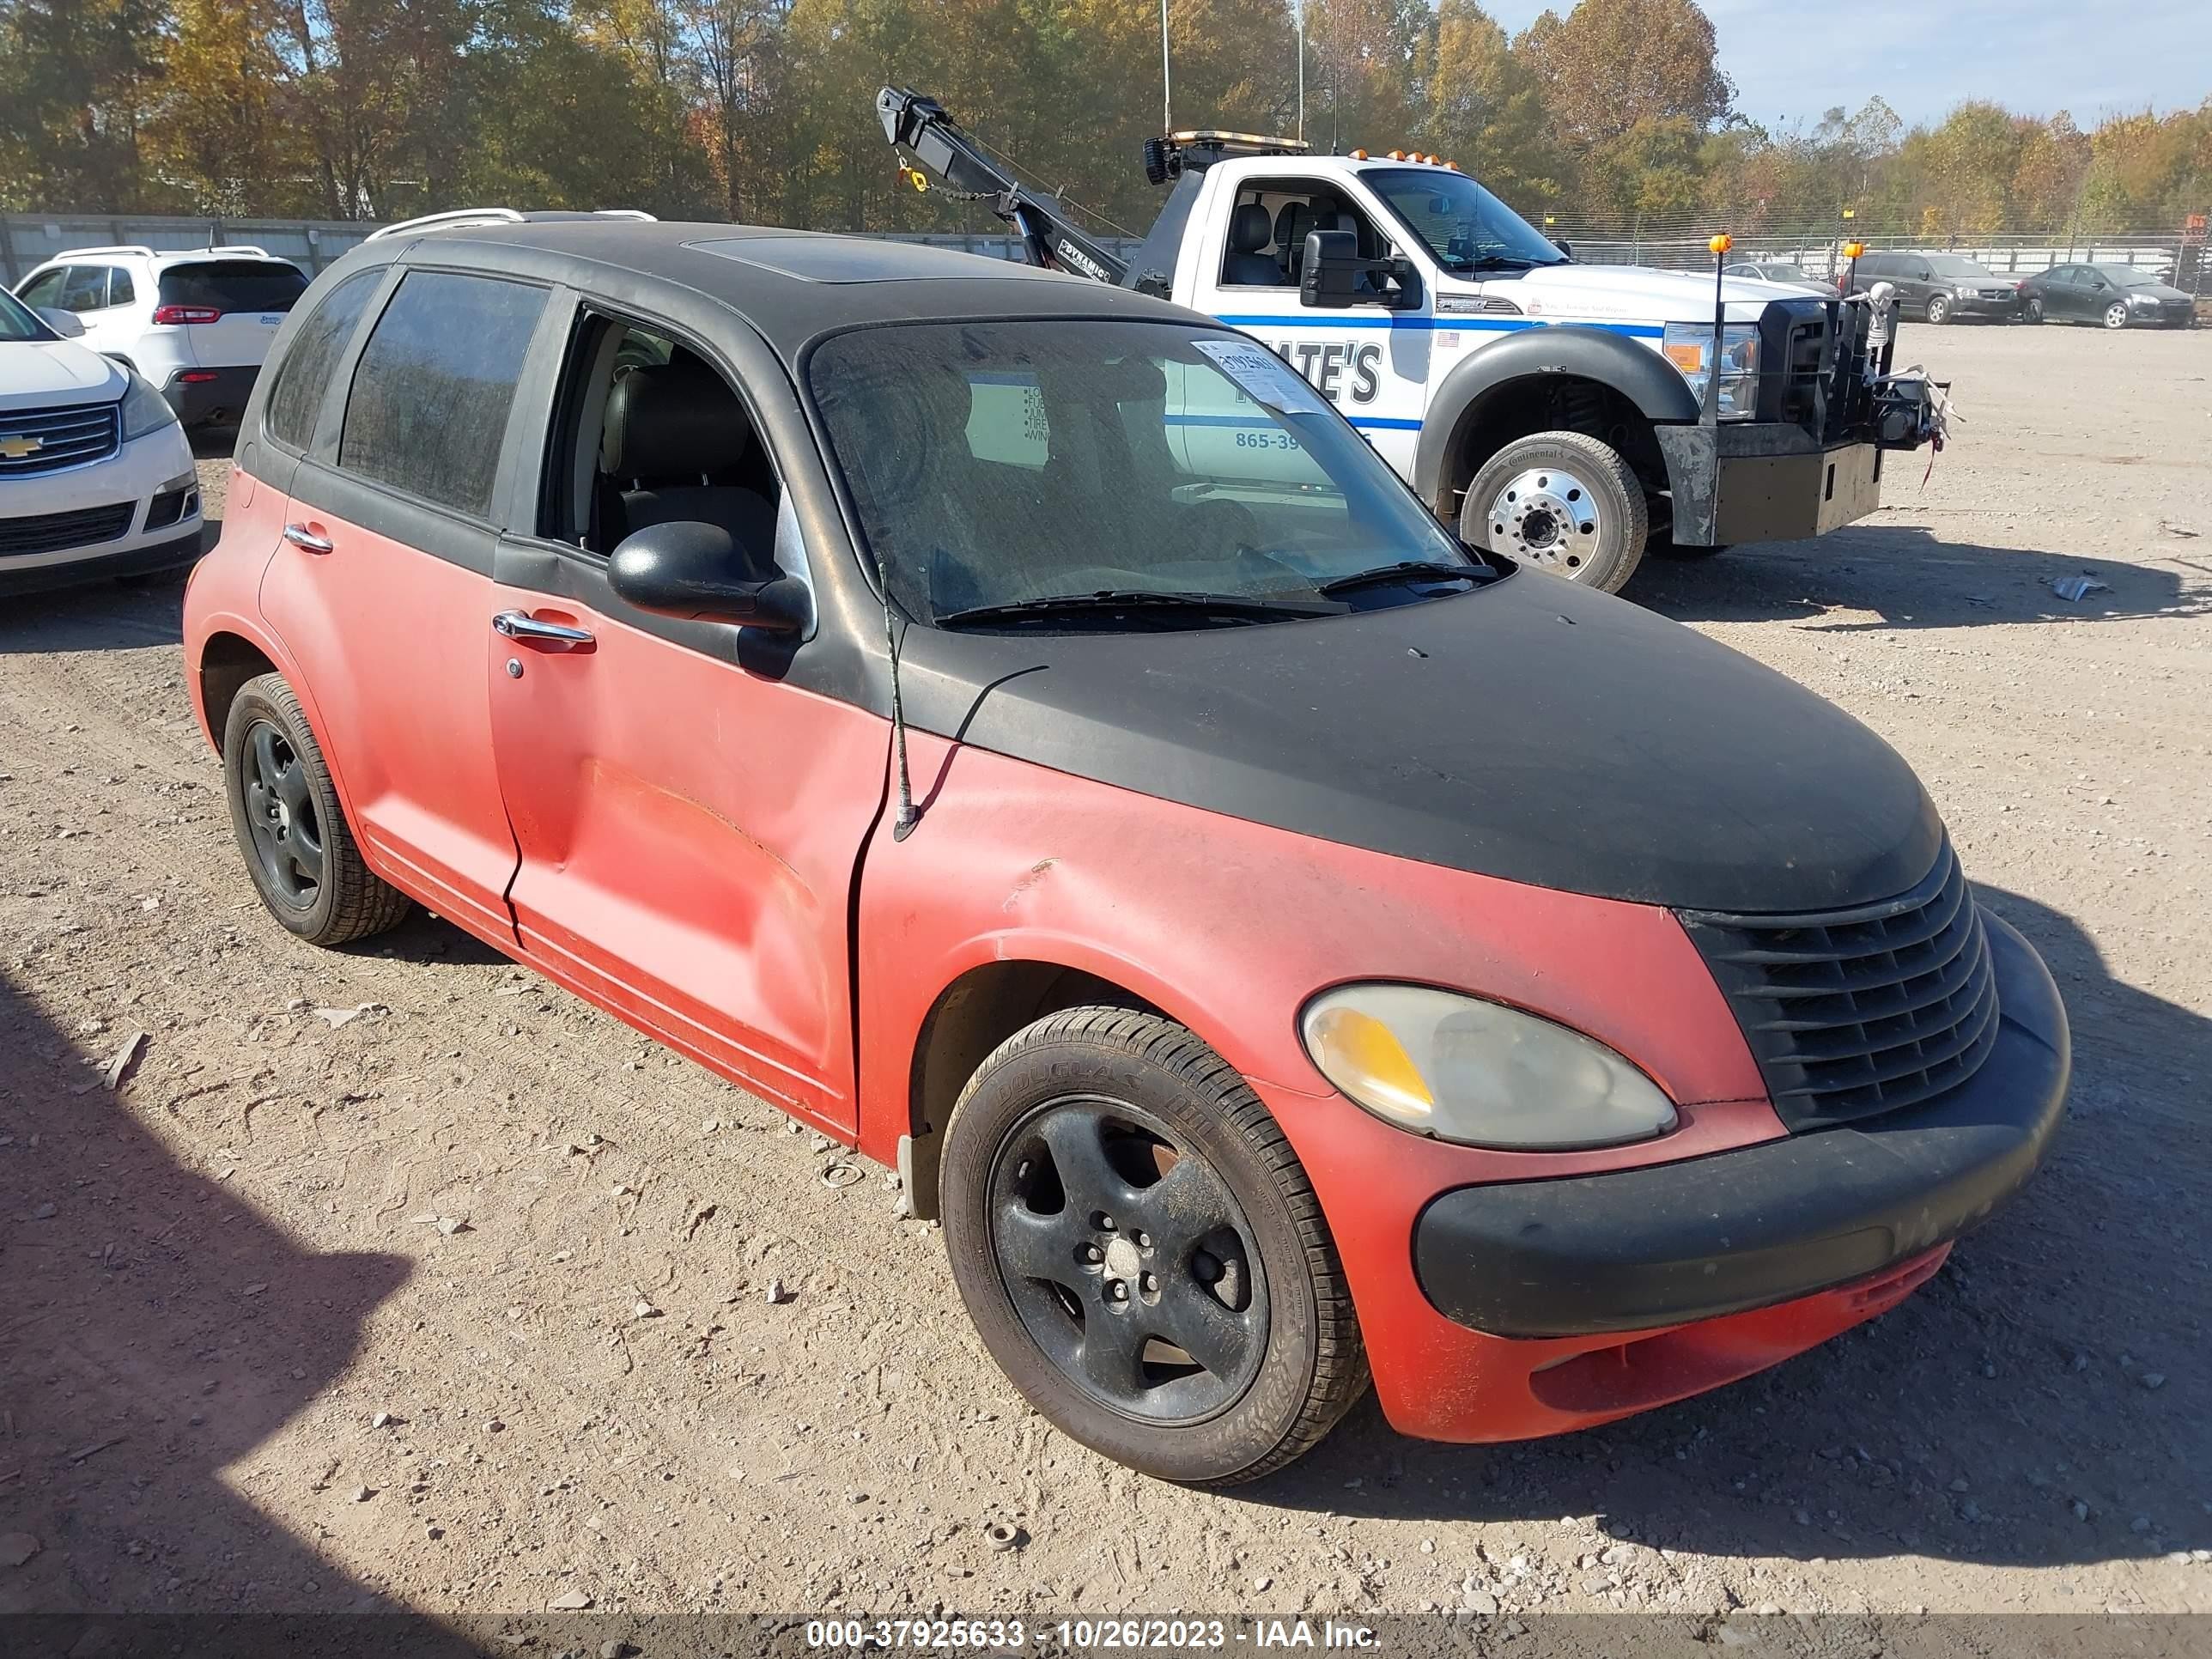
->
[493,610,595,647]
[283,523,334,554]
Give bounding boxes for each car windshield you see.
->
[1762,264,1812,282]
[2094,266,2159,288]
[158,261,308,313]
[1926,257,1997,279]
[0,287,51,342]
[1364,168,1568,273]
[809,320,1479,629]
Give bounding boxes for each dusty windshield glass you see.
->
[1365,168,1568,271]
[809,320,1476,628]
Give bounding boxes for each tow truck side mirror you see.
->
[1300,229,1407,310]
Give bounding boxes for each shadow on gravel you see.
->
[1633,523,2205,631]
[342,906,511,969]
[1252,884,2209,1573]
[0,973,425,1625]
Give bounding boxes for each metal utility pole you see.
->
[1160,0,1172,132]
[1295,0,1306,141]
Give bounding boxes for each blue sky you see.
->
[1479,0,2211,130]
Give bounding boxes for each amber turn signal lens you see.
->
[1709,233,1733,255]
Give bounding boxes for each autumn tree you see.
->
[1419,0,1564,208]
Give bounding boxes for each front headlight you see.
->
[119,371,179,441]
[1954,283,1978,298]
[1660,322,1759,420]
[1299,983,1679,1151]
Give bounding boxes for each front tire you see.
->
[2104,301,2130,330]
[939,1007,1369,1486]
[1924,293,1953,325]
[1460,429,1649,593]
[222,672,411,946]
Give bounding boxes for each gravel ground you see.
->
[0,323,2207,1629]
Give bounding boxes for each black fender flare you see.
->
[1411,325,1698,509]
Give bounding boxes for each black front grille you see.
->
[0,501,136,559]
[0,400,121,476]
[1678,840,2000,1130]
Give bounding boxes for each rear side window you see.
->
[158,260,309,314]
[265,269,383,452]
[58,266,108,311]
[339,270,547,518]
[110,268,135,307]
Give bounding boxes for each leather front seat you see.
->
[1224,203,1284,285]
[600,359,775,568]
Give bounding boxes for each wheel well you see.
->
[1438,374,1668,526]
[198,632,277,751]
[900,960,1161,1222]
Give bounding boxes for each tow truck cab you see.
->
[880,88,1946,593]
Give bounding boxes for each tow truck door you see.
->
[1184,174,1429,480]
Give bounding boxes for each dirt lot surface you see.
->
[2,325,2208,1634]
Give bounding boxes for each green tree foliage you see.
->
[3,0,2207,240]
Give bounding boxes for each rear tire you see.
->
[939,1006,1369,1486]
[1460,429,1649,593]
[222,672,411,946]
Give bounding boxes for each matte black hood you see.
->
[899,569,1943,914]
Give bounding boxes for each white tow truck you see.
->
[879,88,1942,592]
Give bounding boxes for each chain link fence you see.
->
[5,210,2203,297]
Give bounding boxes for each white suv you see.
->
[0,286,204,596]
[13,245,309,429]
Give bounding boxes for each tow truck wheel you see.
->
[1924,293,1953,325]
[939,1006,1369,1486]
[1462,430,1649,593]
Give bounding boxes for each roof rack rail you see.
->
[364,207,658,243]
[200,244,275,258]
[48,244,160,260]
[365,208,526,242]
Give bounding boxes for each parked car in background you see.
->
[2018,264,2197,329]
[0,285,204,596]
[1723,259,1829,293]
[13,246,309,428]
[1845,251,2025,324]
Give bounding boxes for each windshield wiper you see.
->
[1316,560,1483,597]
[935,589,1345,628]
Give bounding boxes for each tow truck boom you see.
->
[877,87,1133,287]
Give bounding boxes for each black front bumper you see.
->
[0,526,206,598]
[1655,422,1884,546]
[1413,910,2069,1339]
[161,365,259,426]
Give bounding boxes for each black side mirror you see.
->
[609,520,809,633]
[1553,238,1572,262]
[1299,228,1399,309]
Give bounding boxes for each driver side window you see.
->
[541,312,784,580]
[1218,182,1385,289]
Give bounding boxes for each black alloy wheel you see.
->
[222,672,411,945]
[988,1095,1268,1425]
[940,1006,1368,1485]
[240,718,324,911]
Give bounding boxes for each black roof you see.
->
[359,221,1201,363]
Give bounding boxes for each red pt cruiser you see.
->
[182,214,2069,1484]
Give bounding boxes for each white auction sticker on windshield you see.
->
[1193,338,1329,415]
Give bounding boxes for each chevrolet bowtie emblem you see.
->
[0,434,42,459]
